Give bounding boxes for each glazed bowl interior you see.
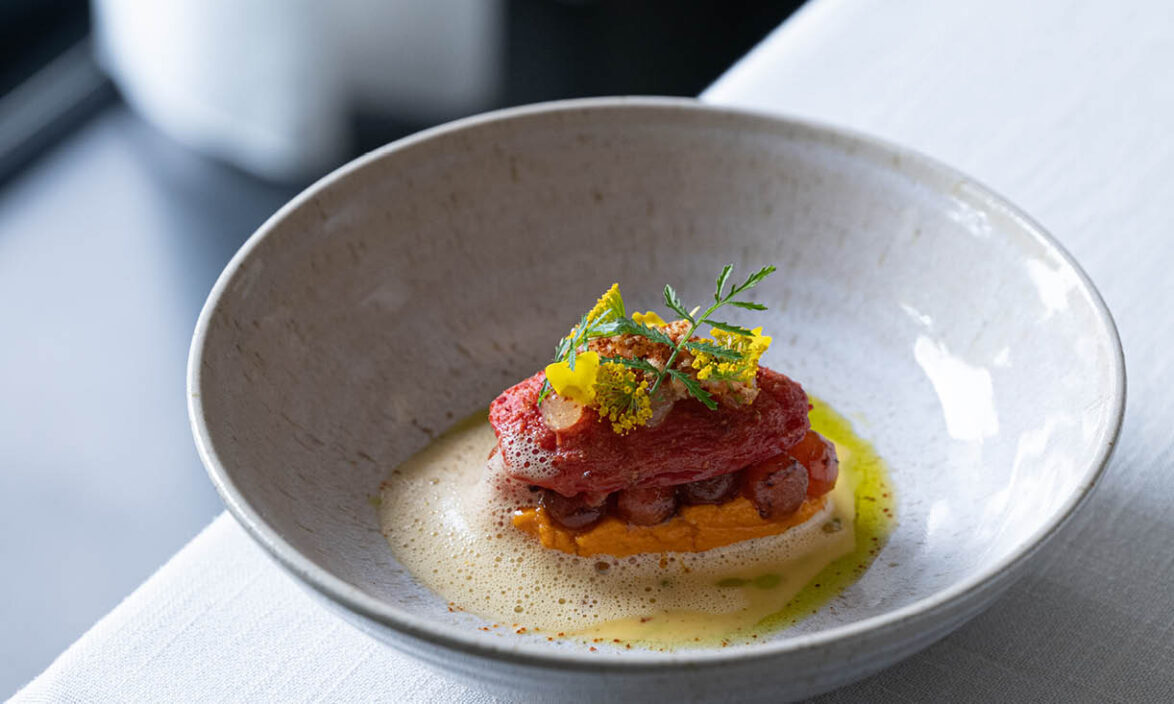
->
[190,98,1122,665]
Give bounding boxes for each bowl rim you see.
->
[188,95,1126,672]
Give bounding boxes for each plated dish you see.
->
[378,268,895,647]
[189,98,1124,702]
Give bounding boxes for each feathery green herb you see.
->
[644,264,776,400]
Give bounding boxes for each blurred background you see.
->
[0,0,802,695]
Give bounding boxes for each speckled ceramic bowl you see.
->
[188,98,1124,702]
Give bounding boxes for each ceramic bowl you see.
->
[188,98,1124,702]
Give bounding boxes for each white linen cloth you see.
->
[17,0,1174,701]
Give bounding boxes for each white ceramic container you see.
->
[189,98,1124,702]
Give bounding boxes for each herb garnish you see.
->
[540,264,776,432]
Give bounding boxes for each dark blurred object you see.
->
[0,0,89,95]
[359,0,803,152]
[0,0,113,185]
[504,0,799,103]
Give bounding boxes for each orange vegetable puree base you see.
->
[512,495,828,557]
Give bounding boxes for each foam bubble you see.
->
[499,431,558,482]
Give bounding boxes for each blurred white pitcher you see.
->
[93,0,503,180]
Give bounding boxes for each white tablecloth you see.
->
[17,0,1174,701]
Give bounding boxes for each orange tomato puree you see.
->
[511,495,827,557]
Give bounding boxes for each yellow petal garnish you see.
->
[545,351,601,404]
[632,311,667,327]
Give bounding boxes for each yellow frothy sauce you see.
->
[377,397,895,649]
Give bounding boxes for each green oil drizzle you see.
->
[753,397,897,632]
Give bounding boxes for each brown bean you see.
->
[678,473,740,505]
[540,490,607,530]
[614,485,678,526]
[742,455,809,520]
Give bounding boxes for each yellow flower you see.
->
[690,326,772,384]
[593,362,654,434]
[545,351,600,404]
[632,310,667,327]
[565,283,625,344]
[585,283,625,326]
